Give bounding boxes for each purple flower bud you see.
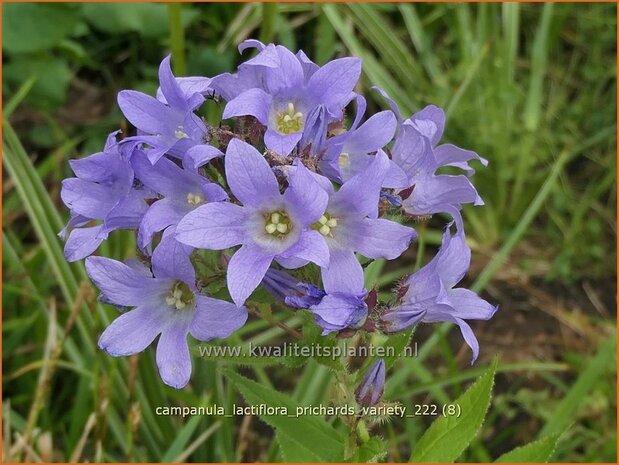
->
[309,292,368,335]
[261,268,325,309]
[355,359,386,407]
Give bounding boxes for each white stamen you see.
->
[270,212,281,224]
[265,223,277,234]
[276,223,288,233]
[187,193,203,205]
[175,126,188,139]
[319,225,330,236]
[326,218,338,228]
[318,215,328,225]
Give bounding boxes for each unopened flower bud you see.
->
[355,359,386,407]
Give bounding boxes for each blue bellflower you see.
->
[175,138,330,305]
[60,131,151,261]
[262,268,326,309]
[131,152,227,250]
[88,235,247,388]
[118,56,208,164]
[220,44,361,156]
[381,225,498,362]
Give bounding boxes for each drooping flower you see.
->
[381,225,498,363]
[88,233,247,388]
[60,131,151,261]
[261,268,325,309]
[373,88,487,229]
[309,290,369,334]
[309,151,416,296]
[388,122,484,230]
[131,152,227,250]
[220,44,361,156]
[118,55,208,164]
[355,359,386,407]
[175,138,330,305]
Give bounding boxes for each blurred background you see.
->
[2,2,617,462]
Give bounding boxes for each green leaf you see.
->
[82,3,176,38]
[315,10,336,64]
[160,415,202,462]
[382,330,414,369]
[3,3,80,54]
[277,431,324,462]
[540,335,616,437]
[285,313,344,371]
[495,432,562,463]
[4,57,71,111]
[363,258,385,289]
[349,436,388,462]
[193,344,283,367]
[409,358,497,462]
[223,369,345,462]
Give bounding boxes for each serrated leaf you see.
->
[298,312,345,371]
[409,358,497,462]
[349,436,388,462]
[495,432,562,463]
[382,329,414,368]
[277,431,323,462]
[223,369,345,462]
[364,258,385,289]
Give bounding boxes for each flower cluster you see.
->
[60,41,496,389]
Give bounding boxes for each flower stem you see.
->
[247,304,302,339]
[168,2,186,76]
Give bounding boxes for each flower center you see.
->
[175,126,188,139]
[165,281,194,310]
[187,193,204,206]
[313,213,338,237]
[264,211,292,237]
[276,102,304,134]
[338,152,350,168]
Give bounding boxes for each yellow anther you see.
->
[276,102,304,134]
[187,193,203,206]
[175,126,188,139]
[313,213,338,237]
[166,281,193,310]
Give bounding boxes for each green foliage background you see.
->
[2,2,617,463]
